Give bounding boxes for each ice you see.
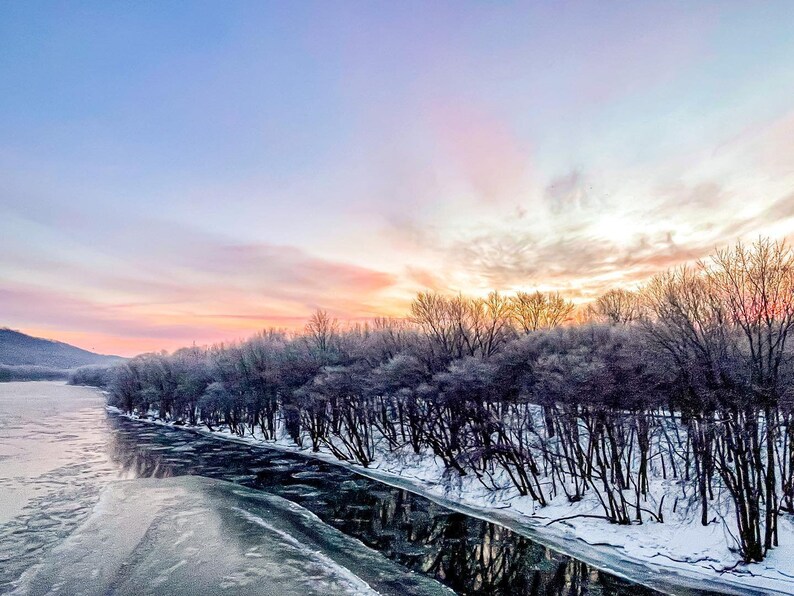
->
[0,382,120,591]
[12,475,451,596]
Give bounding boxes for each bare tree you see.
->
[510,291,574,333]
[591,288,641,325]
[305,309,338,355]
[707,238,794,551]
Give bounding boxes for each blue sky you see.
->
[2,1,794,354]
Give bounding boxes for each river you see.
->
[0,381,719,595]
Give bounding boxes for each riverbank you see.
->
[110,407,794,596]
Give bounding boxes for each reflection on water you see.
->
[106,414,659,596]
[17,476,451,596]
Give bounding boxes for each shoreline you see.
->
[107,405,794,596]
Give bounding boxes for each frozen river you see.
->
[0,381,701,595]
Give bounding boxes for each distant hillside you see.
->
[0,328,123,369]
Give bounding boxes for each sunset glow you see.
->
[2,2,794,356]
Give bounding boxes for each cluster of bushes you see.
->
[68,364,115,387]
[101,238,794,563]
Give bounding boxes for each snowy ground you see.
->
[111,408,794,596]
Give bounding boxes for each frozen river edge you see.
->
[11,475,453,596]
[108,406,794,596]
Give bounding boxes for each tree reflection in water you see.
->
[106,413,662,595]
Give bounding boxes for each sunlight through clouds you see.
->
[1,2,794,354]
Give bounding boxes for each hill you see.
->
[0,328,123,369]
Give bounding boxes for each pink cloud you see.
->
[0,223,400,355]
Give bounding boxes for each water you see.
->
[104,417,654,595]
[0,382,716,595]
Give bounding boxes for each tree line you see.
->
[76,238,794,564]
[0,364,70,382]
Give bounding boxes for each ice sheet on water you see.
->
[12,475,451,596]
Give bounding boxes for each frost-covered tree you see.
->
[101,236,794,565]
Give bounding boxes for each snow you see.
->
[113,408,794,596]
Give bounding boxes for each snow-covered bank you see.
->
[111,407,794,596]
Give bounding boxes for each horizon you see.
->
[3,2,794,357]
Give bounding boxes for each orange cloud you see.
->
[0,231,401,356]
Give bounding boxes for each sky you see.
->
[2,1,794,356]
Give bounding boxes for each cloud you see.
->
[655,181,727,213]
[404,266,446,291]
[442,181,794,299]
[544,169,597,214]
[0,212,399,354]
[3,8,794,357]
[713,109,794,177]
[449,228,713,297]
[0,286,203,340]
[719,192,794,239]
[760,192,794,222]
[178,242,397,302]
